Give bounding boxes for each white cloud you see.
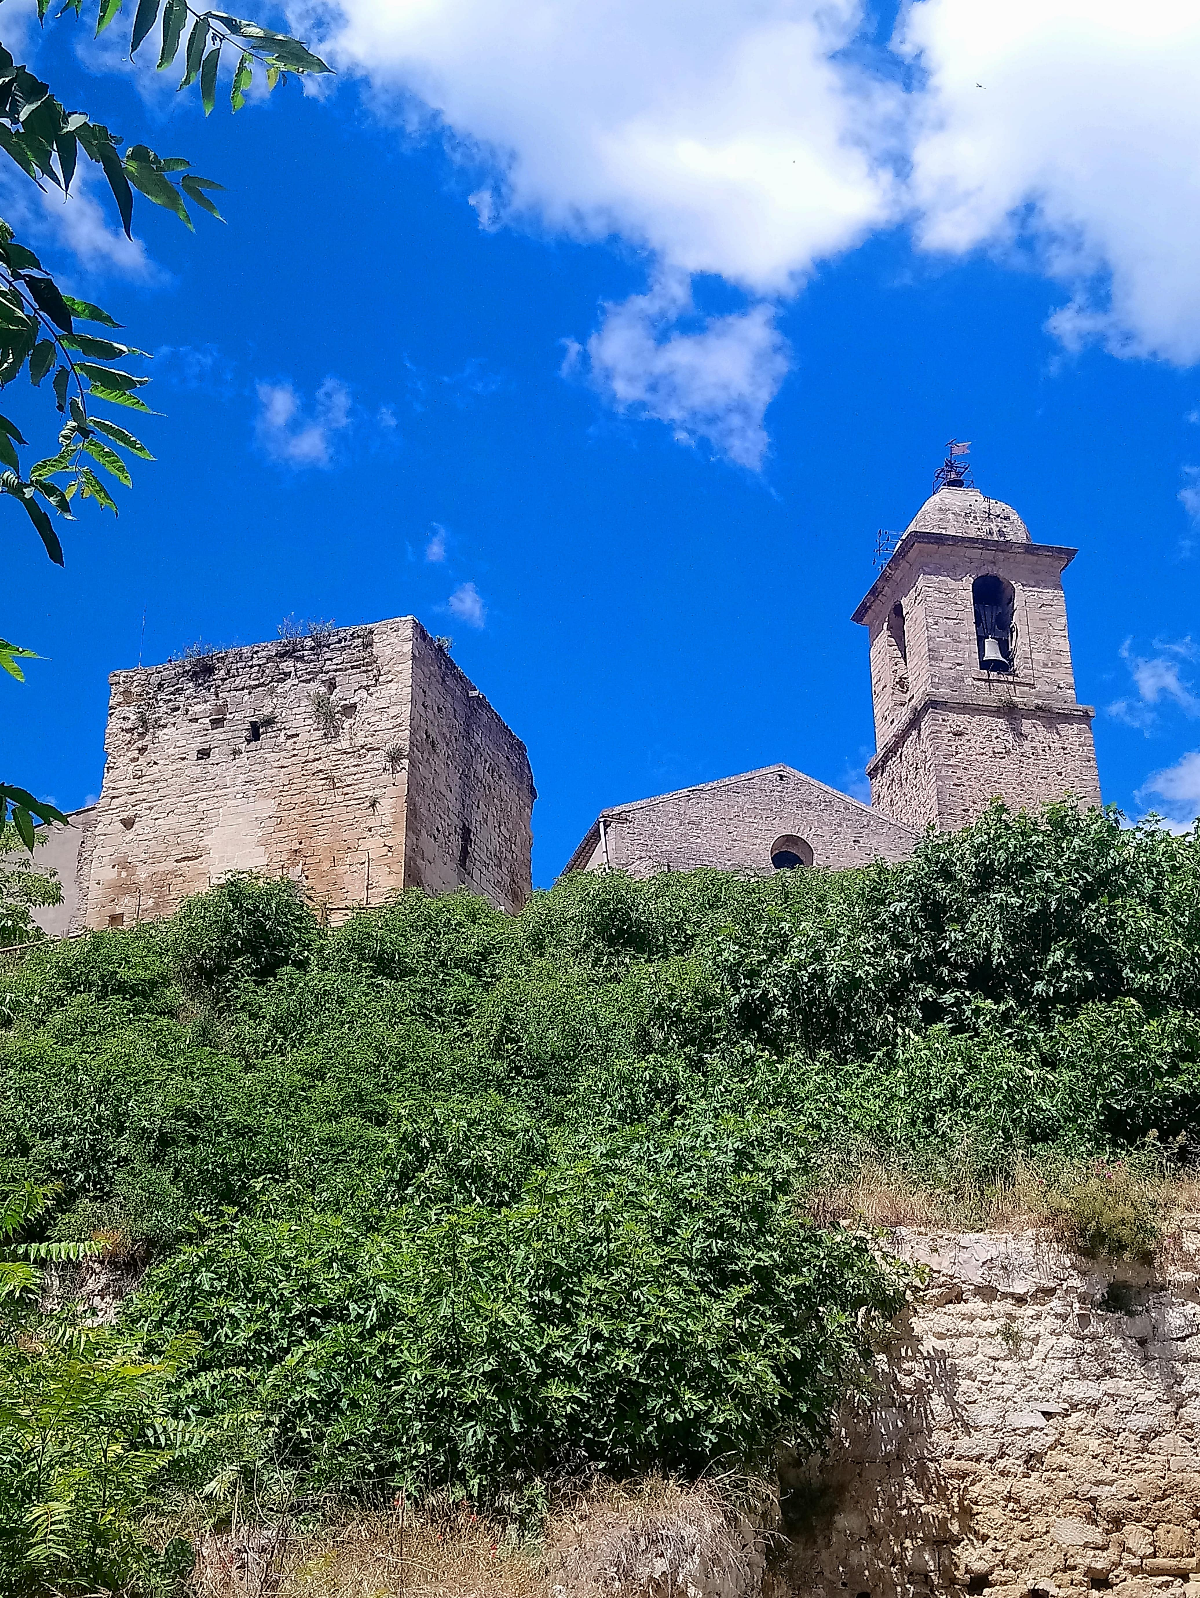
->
[425,526,447,562]
[586,272,789,468]
[1136,750,1200,832]
[293,0,893,466]
[284,0,1200,455]
[1181,467,1200,525]
[313,0,894,295]
[447,581,486,628]
[1108,638,1200,730]
[0,160,158,281]
[901,0,1200,364]
[254,377,352,469]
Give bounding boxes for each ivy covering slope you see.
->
[2,800,1199,1513]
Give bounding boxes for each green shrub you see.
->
[1046,1167,1162,1262]
[168,872,317,1001]
[1,803,1200,1510]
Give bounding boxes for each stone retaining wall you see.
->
[786,1230,1200,1598]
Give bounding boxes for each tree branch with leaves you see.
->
[0,0,331,846]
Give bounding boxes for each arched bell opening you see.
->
[770,834,814,870]
[973,574,1016,673]
[887,601,907,664]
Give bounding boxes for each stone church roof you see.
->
[904,485,1031,543]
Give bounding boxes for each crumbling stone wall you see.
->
[786,1230,1200,1598]
[83,616,533,926]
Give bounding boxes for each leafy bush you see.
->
[169,872,317,1001]
[1,802,1200,1511]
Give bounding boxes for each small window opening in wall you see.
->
[967,1577,990,1594]
[248,721,261,742]
[209,716,225,729]
[108,913,124,928]
[973,574,1015,672]
[770,833,814,870]
[1090,1580,1112,1591]
[458,822,472,873]
[887,601,907,663]
[196,747,211,760]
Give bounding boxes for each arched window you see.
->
[770,834,814,870]
[887,601,907,663]
[973,574,1015,673]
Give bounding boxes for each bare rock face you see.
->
[783,1228,1200,1598]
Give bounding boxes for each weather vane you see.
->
[933,438,973,492]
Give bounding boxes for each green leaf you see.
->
[61,333,145,360]
[11,804,34,849]
[79,465,117,514]
[83,436,132,486]
[200,44,220,114]
[54,128,77,190]
[17,486,66,560]
[124,157,191,228]
[61,295,122,328]
[181,172,224,220]
[0,785,68,828]
[33,478,74,517]
[180,15,209,87]
[52,367,70,412]
[0,414,28,444]
[0,241,43,272]
[0,637,38,682]
[81,128,134,237]
[29,340,54,384]
[20,273,74,332]
[0,431,18,472]
[88,383,153,412]
[95,0,123,36]
[32,448,78,478]
[90,417,153,458]
[77,362,148,390]
[130,0,161,52]
[231,50,252,111]
[208,15,332,73]
[158,0,187,70]
[0,125,42,181]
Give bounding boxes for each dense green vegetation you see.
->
[3,800,1200,1583]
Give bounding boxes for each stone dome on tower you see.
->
[904,485,1031,544]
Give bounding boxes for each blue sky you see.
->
[6,0,1200,885]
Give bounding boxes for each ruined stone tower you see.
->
[80,616,535,928]
[853,458,1101,832]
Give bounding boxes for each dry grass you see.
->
[191,1504,549,1598]
[807,1152,1200,1265]
[187,1476,778,1598]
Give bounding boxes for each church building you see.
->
[565,449,1101,878]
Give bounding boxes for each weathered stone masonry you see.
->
[787,1230,1200,1598]
[80,616,534,928]
[855,488,1101,834]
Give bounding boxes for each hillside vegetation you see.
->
[3,801,1200,1589]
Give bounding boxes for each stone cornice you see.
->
[852,533,1079,628]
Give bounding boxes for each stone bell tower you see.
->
[852,445,1101,833]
